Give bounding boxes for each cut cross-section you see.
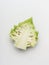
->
[10,17,38,50]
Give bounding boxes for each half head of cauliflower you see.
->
[10,17,38,50]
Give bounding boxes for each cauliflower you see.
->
[10,17,38,50]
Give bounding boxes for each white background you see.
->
[0,0,49,65]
